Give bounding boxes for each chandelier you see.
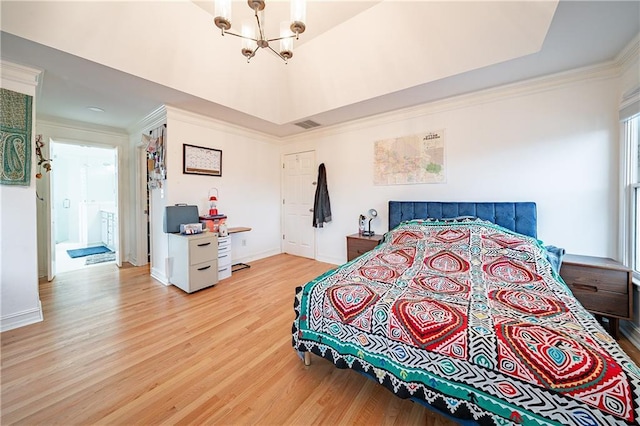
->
[214,0,307,63]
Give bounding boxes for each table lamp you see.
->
[362,208,378,236]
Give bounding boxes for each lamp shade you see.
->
[280,22,294,59]
[290,0,306,35]
[213,0,306,63]
[241,21,257,58]
[214,0,232,30]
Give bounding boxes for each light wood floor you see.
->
[2,254,639,425]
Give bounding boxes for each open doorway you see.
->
[51,142,118,273]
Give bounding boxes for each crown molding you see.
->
[165,105,281,146]
[37,115,129,138]
[1,60,42,87]
[282,59,622,143]
[127,105,167,134]
[615,33,639,74]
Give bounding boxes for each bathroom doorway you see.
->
[51,142,118,273]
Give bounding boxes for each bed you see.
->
[292,201,640,425]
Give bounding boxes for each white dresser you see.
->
[100,211,115,250]
[217,235,232,280]
[168,232,218,293]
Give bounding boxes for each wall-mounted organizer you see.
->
[143,124,166,189]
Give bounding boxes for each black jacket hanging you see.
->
[312,163,332,228]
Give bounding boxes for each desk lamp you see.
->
[362,208,378,236]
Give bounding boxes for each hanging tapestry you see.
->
[0,88,33,186]
[374,129,445,185]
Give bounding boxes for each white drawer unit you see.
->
[218,235,232,280]
[168,232,218,293]
[101,211,115,250]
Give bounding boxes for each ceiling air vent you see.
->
[294,120,321,130]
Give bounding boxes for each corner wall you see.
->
[1,62,42,331]
[146,107,282,283]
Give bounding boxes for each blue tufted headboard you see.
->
[388,201,537,238]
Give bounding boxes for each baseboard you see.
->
[150,267,169,285]
[130,259,150,267]
[1,300,44,332]
[620,320,640,350]
[233,248,282,265]
[237,249,341,266]
[315,254,342,266]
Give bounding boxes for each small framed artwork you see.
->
[183,144,222,177]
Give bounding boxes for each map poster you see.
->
[373,129,445,185]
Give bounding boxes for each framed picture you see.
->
[183,144,222,177]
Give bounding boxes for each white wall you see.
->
[1,62,43,331]
[147,107,282,283]
[282,67,622,266]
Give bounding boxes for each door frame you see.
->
[46,139,123,278]
[133,142,149,266]
[133,116,166,268]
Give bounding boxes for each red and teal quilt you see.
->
[292,219,640,425]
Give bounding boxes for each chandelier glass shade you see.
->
[214,0,306,63]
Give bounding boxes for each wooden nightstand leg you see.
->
[609,317,620,340]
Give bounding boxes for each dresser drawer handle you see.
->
[573,283,598,292]
[197,265,211,271]
[197,242,211,247]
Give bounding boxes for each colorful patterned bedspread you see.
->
[292,219,640,425]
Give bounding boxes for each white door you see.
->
[47,141,56,281]
[136,144,150,266]
[282,151,316,259]
[114,147,122,267]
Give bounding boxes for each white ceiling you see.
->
[1,1,638,137]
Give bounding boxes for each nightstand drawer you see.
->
[561,264,629,295]
[346,234,383,261]
[559,255,632,321]
[565,287,629,318]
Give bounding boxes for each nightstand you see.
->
[559,254,633,339]
[346,233,384,261]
